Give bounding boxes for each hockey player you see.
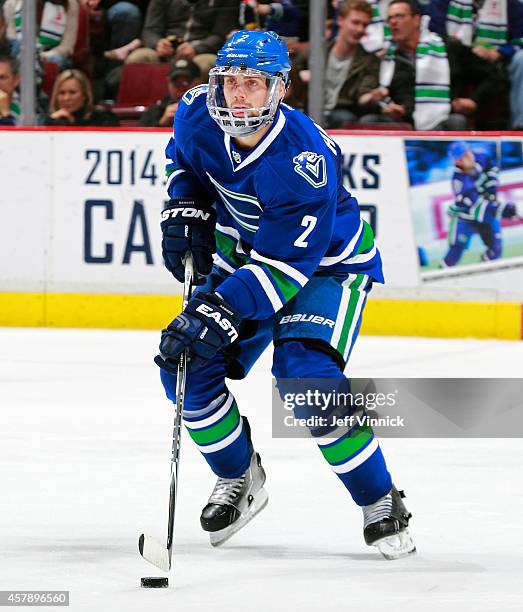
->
[443,141,518,266]
[155,29,415,559]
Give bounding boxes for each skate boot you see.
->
[200,451,268,547]
[363,485,416,560]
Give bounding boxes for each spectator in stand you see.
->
[316,0,380,127]
[239,1,300,37]
[360,0,502,129]
[123,0,240,76]
[284,0,309,56]
[81,0,145,61]
[298,0,380,126]
[426,0,523,128]
[43,68,120,125]
[0,54,19,125]
[0,7,19,57]
[139,57,202,126]
[4,0,79,69]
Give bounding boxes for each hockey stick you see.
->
[139,254,195,572]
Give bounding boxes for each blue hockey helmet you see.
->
[215,30,291,81]
[449,141,471,160]
[207,30,291,136]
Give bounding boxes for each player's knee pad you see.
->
[272,340,343,379]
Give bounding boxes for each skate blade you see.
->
[374,528,416,560]
[210,488,269,547]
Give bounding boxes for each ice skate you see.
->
[363,485,416,560]
[200,451,268,547]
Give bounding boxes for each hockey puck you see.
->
[141,577,169,588]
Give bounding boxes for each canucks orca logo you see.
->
[293,151,327,188]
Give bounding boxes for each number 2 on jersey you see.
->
[294,215,317,248]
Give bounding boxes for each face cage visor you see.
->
[207,66,285,137]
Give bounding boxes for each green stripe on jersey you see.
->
[320,424,373,465]
[255,261,301,302]
[216,231,248,267]
[355,221,375,255]
[186,402,240,446]
[337,275,366,357]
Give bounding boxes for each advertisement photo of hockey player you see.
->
[148,29,416,568]
[405,139,523,277]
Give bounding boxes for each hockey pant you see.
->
[444,207,502,266]
[160,266,392,506]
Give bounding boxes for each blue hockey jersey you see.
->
[450,152,499,224]
[165,84,383,320]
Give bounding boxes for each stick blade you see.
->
[138,534,171,572]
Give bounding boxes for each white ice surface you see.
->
[1,328,522,612]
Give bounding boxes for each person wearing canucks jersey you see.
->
[443,142,519,267]
[154,29,415,559]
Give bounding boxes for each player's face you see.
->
[338,9,371,45]
[57,78,85,113]
[455,150,476,172]
[0,61,19,96]
[387,3,420,44]
[222,75,270,117]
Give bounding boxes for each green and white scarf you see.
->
[361,0,392,52]
[15,1,67,50]
[445,0,520,47]
[475,0,508,46]
[380,16,451,129]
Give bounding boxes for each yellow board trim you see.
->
[362,299,522,340]
[0,292,521,339]
[0,292,183,330]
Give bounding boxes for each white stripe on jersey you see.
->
[330,275,354,351]
[213,253,237,273]
[250,250,308,287]
[320,220,363,266]
[242,264,284,312]
[167,168,186,190]
[342,245,377,265]
[343,283,367,360]
[225,112,287,172]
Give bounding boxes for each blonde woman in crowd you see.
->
[44,68,119,125]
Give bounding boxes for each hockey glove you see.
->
[161,198,216,285]
[501,202,520,219]
[154,292,241,372]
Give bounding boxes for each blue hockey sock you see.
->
[273,341,392,506]
[443,245,465,267]
[160,356,252,478]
